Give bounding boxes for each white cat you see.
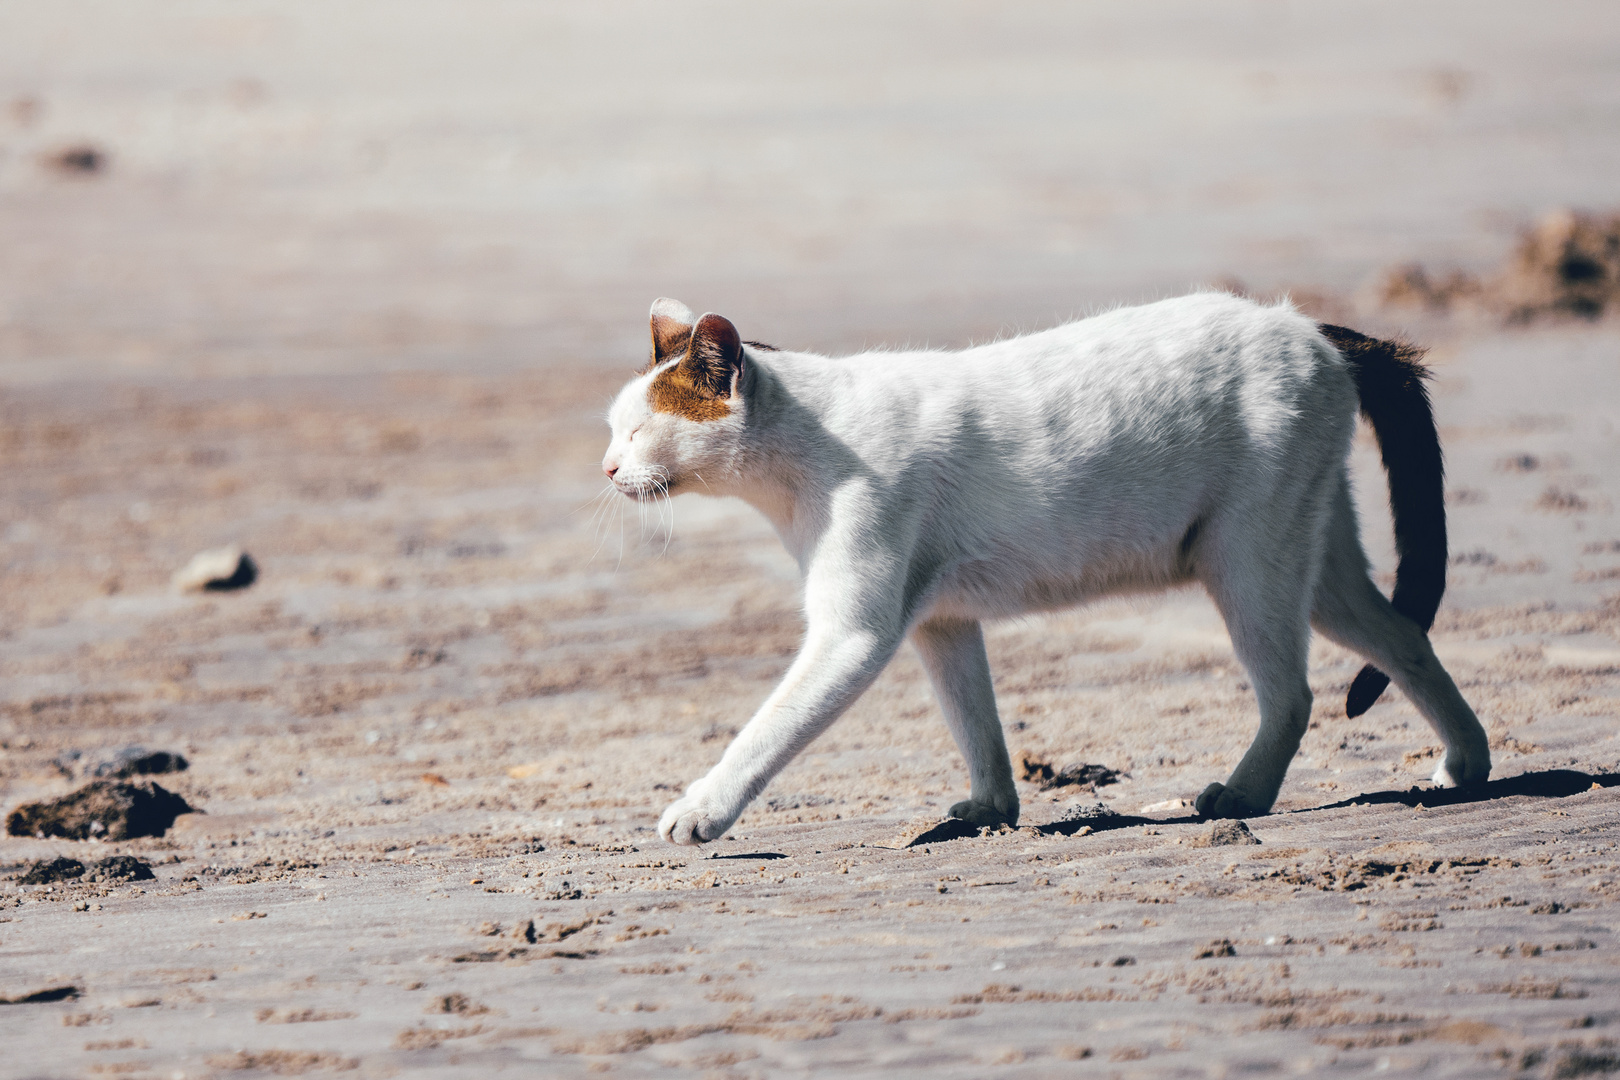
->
[600,293,1490,845]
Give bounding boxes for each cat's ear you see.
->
[647,297,697,371]
[682,313,744,398]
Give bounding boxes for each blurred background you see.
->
[4,0,1619,383]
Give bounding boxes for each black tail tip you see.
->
[1345,665,1392,718]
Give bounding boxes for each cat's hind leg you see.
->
[1194,517,1321,819]
[1310,482,1490,788]
[911,616,1019,827]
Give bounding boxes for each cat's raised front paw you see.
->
[948,799,1018,828]
[1194,782,1269,820]
[658,789,736,846]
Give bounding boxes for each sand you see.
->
[3,4,1620,1077]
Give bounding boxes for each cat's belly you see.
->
[927,544,1197,622]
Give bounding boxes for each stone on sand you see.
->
[54,746,188,780]
[172,546,258,592]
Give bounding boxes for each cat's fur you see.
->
[600,293,1490,845]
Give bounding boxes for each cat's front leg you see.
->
[659,624,903,846]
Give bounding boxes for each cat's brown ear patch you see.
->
[645,297,697,372]
[647,312,743,422]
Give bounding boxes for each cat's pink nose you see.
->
[603,461,619,478]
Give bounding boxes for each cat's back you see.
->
[962,291,1334,398]
[885,293,1347,450]
[769,292,1352,475]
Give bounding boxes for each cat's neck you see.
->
[720,352,838,558]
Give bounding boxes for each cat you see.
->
[599,293,1491,845]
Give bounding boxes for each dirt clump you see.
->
[1494,210,1620,320]
[1376,208,1620,321]
[17,856,85,884]
[84,855,155,882]
[1194,939,1238,959]
[1189,820,1261,847]
[1017,751,1122,790]
[5,780,195,840]
[206,1049,358,1072]
[428,993,489,1016]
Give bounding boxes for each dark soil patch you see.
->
[0,986,81,1004]
[6,780,195,840]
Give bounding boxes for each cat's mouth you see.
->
[612,478,671,502]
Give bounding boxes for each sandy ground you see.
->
[4,4,1620,1078]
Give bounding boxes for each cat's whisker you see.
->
[587,485,618,536]
[650,469,673,547]
[567,484,614,517]
[586,486,619,565]
[584,490,607,545]
[649,475,674,556]
[615,492,627,572]
[660,484,676,556]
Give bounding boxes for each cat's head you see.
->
[602,298,748,500]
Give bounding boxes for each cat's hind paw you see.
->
[658,791,735,846]
[1194,782,1269,820]
[1431,751,1490,790]
[948,799,1018,828]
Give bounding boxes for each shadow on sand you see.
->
[905,768,1620,846]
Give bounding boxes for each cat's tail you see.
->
[1318,323,1447,718]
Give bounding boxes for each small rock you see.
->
[43,144,104,175]
[1210,820,1260,846]
[172,546,257,592]
[55,746,188,780]
[1189,820,1261,847]
[18,856,85,885]
[5,780,195,841]
[1059,801,1121,823]
[97,747,188,779]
